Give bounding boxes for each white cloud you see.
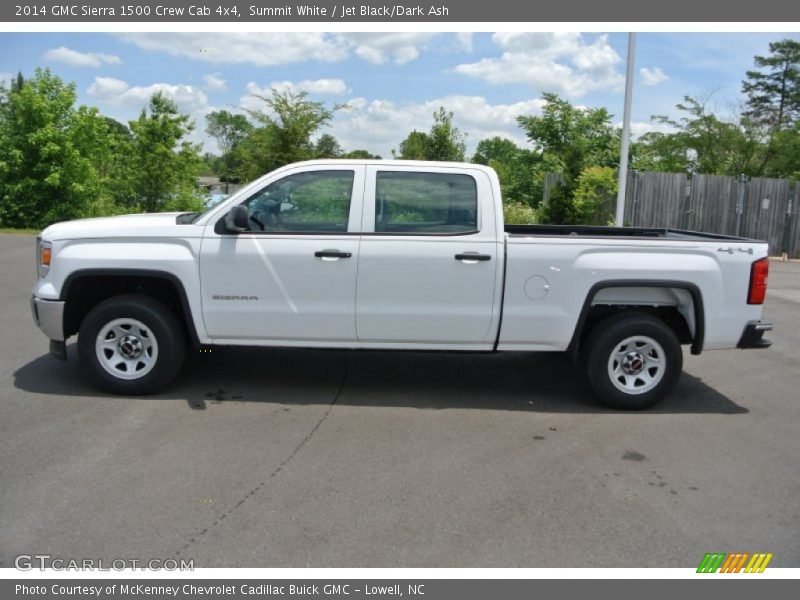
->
[239,80,350,114]
[624,121,676,138]
[86,76,129,101]
[118,33,348,66]
[456,33,474,53]
[267,79,349,95]
[453,32,624,98]
[640,67,669,86]
[341,32,437,65]
[202,73,228,92]
[43,46,121,68]
[329,95,546,159]
[87,76,208,114]
[117,32,441,67]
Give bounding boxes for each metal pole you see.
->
[735,173,746,236]
[615,32,636,227]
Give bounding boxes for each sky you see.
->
[1,32,798,158]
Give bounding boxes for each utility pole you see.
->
[615,32,636,227]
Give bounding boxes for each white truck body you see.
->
[31,160,773,408]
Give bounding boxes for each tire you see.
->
[78,294,186,395]
[584,312,682,410]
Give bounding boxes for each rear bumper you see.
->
[737,320,773,349]
[30,295,65,341]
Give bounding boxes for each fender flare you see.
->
[566,279,705,359]
[60,268,201,348]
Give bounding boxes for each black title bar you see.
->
[4,0,800,22]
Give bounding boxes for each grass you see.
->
[0,228,38,235]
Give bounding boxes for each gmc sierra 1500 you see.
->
[31,160,772,409]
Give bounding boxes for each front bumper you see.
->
[737,320,773,349]
[30,295,65,341]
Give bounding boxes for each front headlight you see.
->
[36,238,52,278]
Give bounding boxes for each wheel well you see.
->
[578,305,692,353]
[62,273,197,346]
[568,281,705,359]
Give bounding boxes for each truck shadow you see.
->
[13,344,747,415]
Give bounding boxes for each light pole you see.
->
[615,32,636,227]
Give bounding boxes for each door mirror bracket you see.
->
[224,205,249,233]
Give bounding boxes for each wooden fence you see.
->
[623,172,800,257]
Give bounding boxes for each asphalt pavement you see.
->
[1,233,798,568]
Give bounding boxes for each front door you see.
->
[200,166,365,343]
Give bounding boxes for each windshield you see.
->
[189,187,246,223]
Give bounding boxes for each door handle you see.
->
[315,249,352,260]
[455,252,491,262]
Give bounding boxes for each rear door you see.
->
[200,165,365,344]
[355,166,501,348]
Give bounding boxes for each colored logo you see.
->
[697,552,773,573]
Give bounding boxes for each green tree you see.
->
[538,184,576,225]
[0,68,106,228]
[572,166,618,225]
[341,149,381,159]
[127,92,204,213]
[426,107,466,161]
[472,137,521,166]
[742,39,800,175]
[206,110,253,154]
[517,93,618,224]
[205,110,253,182]
[394,130,430,160]
[765,122,800,179]
[472,136,540,207]
[631,130,690,173]
[636,94,763,176]
[11,71,24,92]
[237,87,343,180]
[517,93,619,183]
[314,133,342,158]
[743,39,800,130]
[395,107,467,162]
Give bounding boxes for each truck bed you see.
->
[505,224,752,241]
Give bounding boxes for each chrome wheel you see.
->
[95,318,158,380]
[607,335,665,395]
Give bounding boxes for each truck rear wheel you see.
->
[585,312,682,410]
[78,294,186,395]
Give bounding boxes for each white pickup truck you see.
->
[31,160,773,409]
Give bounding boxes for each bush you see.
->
[573,166,618,225]
[81,196,129,219]
[538,184,577,224]
[503,202,538,224]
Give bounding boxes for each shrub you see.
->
[503,202,538,224]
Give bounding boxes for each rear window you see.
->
[375,171,478,234]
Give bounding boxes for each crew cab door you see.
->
[200,165,365,343]
[355,166,502,348]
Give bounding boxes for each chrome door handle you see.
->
[315,249,352,260]
[455,253,491,262]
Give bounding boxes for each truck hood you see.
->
[41,212,197,241]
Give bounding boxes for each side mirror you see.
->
[224,205,249,233]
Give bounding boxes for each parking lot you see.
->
[1,232,798,568]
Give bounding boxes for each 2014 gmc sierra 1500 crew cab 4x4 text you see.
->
[31,160,773,409]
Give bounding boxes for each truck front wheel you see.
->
[78,294,186,395]
[585,312,682,410]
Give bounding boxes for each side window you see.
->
[375,171,478,234]
[242,170,354,233]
